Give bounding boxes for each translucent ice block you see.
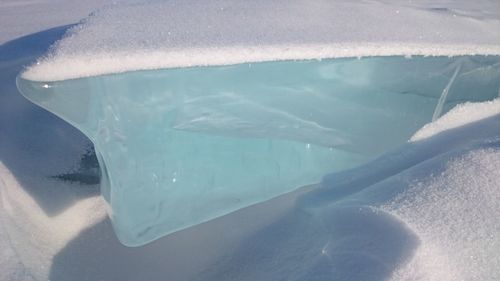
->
[17,56,500,246]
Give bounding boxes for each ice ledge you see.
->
[21,44,500,82]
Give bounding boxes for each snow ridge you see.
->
[412,98,500,141]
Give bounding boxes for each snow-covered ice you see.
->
[1,0,500,280]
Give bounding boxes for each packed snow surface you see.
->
[21,0,500,81]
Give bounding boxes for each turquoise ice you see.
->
[17,56,500,246]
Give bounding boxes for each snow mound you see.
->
[385,147,500,281]
[21,0,500,81]
[411,98,500,141]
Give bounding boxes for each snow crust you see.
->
[21,0,500,81]
[411,98,500,141]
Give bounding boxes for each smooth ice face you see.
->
[17,56,500,246]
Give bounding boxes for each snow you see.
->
[1,1,111,280]
[385,147,500,280]
[412,98,500,141]
[21,0,500,81]
[0,0,112,45]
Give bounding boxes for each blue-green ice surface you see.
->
[17,56,500,246]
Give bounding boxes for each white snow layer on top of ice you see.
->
[411,98,500,141]
[21,0,500,81]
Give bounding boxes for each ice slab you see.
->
[17,56,500,246]
[21,0,500,81]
